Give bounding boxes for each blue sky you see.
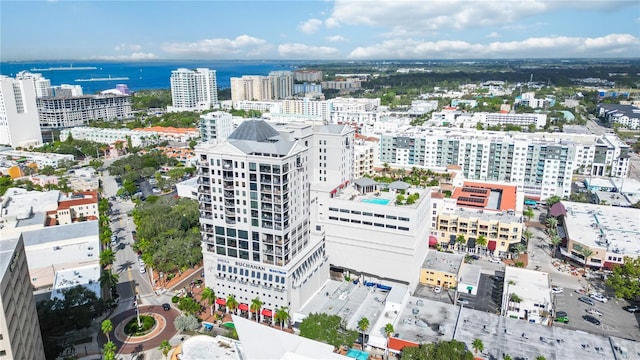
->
[1,0,639,60]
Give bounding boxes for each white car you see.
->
[587,308,603,316]
[489,258,502,264]
[457,298,470,306]
[434,286,442,294]
[551,287,564,294]
[139,265,146,274]
[590,293,608,303]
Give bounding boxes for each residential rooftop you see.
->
[51,264,101,300]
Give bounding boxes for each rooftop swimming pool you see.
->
[346,348,369,360]
[361,198,391,205]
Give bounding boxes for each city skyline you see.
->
[1,0,638,61]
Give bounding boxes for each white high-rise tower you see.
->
[169,68,218,112]
[196,120,328,320]
[0,76,43,147]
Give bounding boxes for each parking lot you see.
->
[552,287,640,340]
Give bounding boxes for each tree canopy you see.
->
[606,256,640,300]
[299,313,358,350]
[400,340,474,360]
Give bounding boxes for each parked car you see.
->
[162,303,171,311]
[434,286,442,294]
[587,308,603,316]
[554,311,569,323]
[470,255,480,260]
[623,305,639,313]
[583,315,601,326]
[578,296,595,306]
[139,265,146,274]
[551,287,564,294]
[457,298,470,306]
[489,257,502,264]
[590,293,608,303]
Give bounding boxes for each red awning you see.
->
[238,303,249,312]
[603,262,620,270]
[215,298,226,306]
[488,240,497,251]
[261,308,273,317]
[428,236,438,246]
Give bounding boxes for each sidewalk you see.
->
[152,264,203,292]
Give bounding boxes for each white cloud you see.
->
[299,18,323,34]
[327,0,634,33]
[161,35,272,58]
[89,52,157,61]
[326,35,347,42]
[278,43,339,59]
[486,32,500,38]
[114,43,143,52]
[347,34,640,59]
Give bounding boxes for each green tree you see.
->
[159,339,172,359]
[299,313,358,350]
[99,270,119,291]
[201,287,216,316]
[550,235,562,258]
[100,248,115,268]
[178,296,202,315]
[226,294,239,315]
[476,235,487,252]
[384,323,394,358]
[275,306,290,330]
[546,217,558,231]
[174,314,200,332]
[523,229,533,245]
[250,297,263,323]
[39,165,56,176]
[456,234,466,252]
[0,176,14,196]
[101,319,113,342]
[535,356,547,360]
[546,196,562,207]
[606,257,640,299]
[357,317,370,347]
[471,338,484,355]
[580,248,594,273]
[103,341,116,360]
[523,207,534,222]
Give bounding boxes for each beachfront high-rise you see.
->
[15,71,52,98]
[196,120,328,318]
[0,75,43,148]
[169,68,218,112]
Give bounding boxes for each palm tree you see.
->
[101,319,113,342]
[384,323,394,359]
[523,207,534,222]
[546,217,558,231]
[99,270,119,291]
[456,234,466,252]
[382,162,390,177]
[535,356,546,360]
[201,287,216,316]
[550,235,562,258]
[471,338,484,355]
[250,297,263,323]
[580,248,594,273]
[503,354,513,360]
[226,294,239,315]
[100,248,116,268]
[275,306,290,330]
[522,229,533,245]
[476,235,487,254]
[103,341,116,360]
[357,317,370,347]
[159,339,172,359]
[513,243,527,258]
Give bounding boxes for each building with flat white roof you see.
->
[37,94,132,129]
[176,176,199,200]
[16,70,52,98]
[0,149,74,168]
[0,236,46,360]
[557,201,640,268]
[0,75,43,148]
[200,111,234,144]
[60,127,160,148]
[502,267,551,325]
[169,68,218,112]
[419,251,463,289]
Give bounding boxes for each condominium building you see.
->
[169,68,218,112]
[294,70,323,82]
[0,237,46,360]
[60,127,159,148]
[280,98,332,122]
[196,120,328,315]
[230,76,272,102]
[380,128,630,200]
[268,71,294,100]
[200,112,235,144]
[0,75,43,147]
[52,84,83,97]
[353,135,379,179]
[597,104,640,130]
[37,94,132,129]
[293,83,322,96]
[232,100,281,113]
[15,71,52,98]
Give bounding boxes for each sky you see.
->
[1,0,639,61]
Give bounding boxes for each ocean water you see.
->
[0,60,299,94]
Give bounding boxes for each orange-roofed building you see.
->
[46,191,99,225]
[134,126,199,142]
[388,337,419,353]
[6,165,23,179]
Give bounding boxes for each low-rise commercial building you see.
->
[502,267,551,325]
[419,251,463,289]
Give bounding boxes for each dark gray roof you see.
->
[354,177,378,187]
[21,220,98,246]
[389,181,410,190]
[228,120,280,142]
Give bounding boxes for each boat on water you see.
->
[30,65,97,71]
[75,75,129,82]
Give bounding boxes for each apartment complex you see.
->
[15,71,52,97]
[169,68,218,112]
[380,128,630,200]
[196,120,328,314]
[597,104,640,130]
[230,71,294,102]
[199,112,234,144]
[294,70,323,82]
[60,127,160,148]
[0,75,43,147]
[0,237,46,360]
[353,135,379,179]
[37,94,132,129]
